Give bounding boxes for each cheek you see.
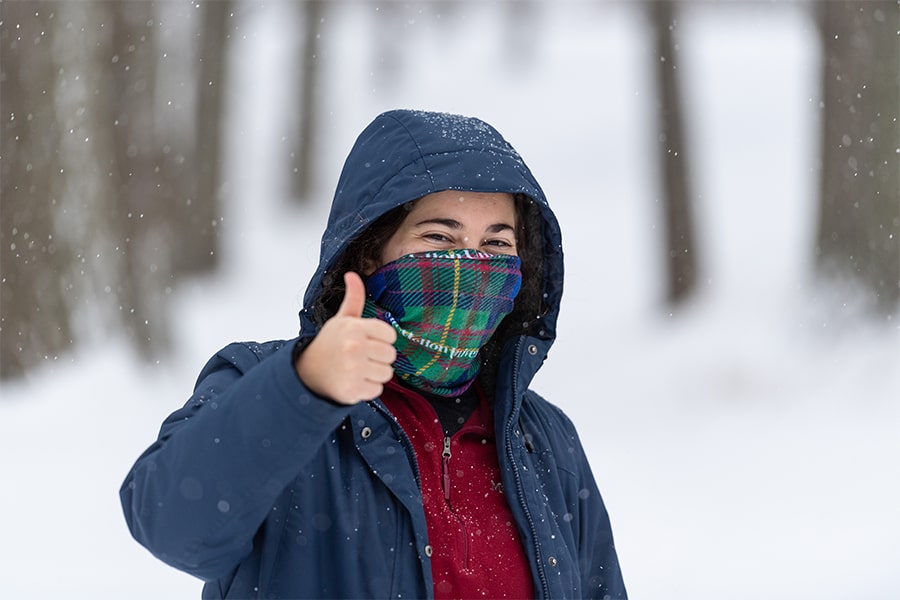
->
[377,243,399,268]
[374,239,408,271]
[380,238,427,265]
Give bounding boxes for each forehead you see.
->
[406,191,516,222]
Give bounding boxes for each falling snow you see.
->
[1,3,898,600]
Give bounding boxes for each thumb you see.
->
[336,271,367,318]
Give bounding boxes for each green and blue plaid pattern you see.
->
[363,249,522,396]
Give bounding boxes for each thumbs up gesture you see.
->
[295,272,398,404]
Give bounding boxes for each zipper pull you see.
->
[442,436,452,501]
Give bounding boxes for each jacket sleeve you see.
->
[119,339,354,581]
[565,413,627,599]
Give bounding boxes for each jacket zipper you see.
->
[371,400,435,598]
[507,338,550,598]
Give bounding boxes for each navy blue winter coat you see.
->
[121,110,626,599]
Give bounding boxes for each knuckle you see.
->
[343,338,363,355]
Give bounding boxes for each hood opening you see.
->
[310,193,547,333]
[297,110,564,390]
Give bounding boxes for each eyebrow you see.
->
[414,218,515,233]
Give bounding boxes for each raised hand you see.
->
[295,271,397,404]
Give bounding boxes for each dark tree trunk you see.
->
[0,2,72,380]
[651,0,698,305]
[173,0,231,274]
[816,1,900,313]
[2,0,236,380]
[107,2,172,357]
[290,0,325,203]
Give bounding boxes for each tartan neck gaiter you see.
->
[363,249,522,397]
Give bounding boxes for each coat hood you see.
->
[300,109,564,358]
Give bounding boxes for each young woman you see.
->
[121,109,627,599]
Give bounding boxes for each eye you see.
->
[423,232,453,243]
[483,238,516,254]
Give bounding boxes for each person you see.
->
[120,109,627,599]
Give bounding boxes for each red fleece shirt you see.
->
[382,379,534,599]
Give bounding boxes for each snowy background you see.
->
[2,2,899,598]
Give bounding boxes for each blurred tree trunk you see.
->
[369,2,405,85]
[651,0,698,305]
[289,0,325,203]
[502,0,539,68]
[106,2,172,357]
[816,1,900,313]
[2,1,232,381]
[173,0,230,274]
[0,3,72,379]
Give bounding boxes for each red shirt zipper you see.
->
[441,436,452,501]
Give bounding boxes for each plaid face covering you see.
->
[363,249,522,397]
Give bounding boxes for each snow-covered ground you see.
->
[2,2,898,598]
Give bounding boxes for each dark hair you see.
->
[311,194,547,394]
[479,194,545,393]
[311,203,413,327]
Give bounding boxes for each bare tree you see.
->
[650,0,698,305]
[502,0,540,68]
[1,1,239,381]
[289,0,326,202]
[816,0,900,313]
[0,2,72,379]
[171,0,231,274]
[103,2,173,357]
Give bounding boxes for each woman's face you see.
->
[369,191,517,274]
